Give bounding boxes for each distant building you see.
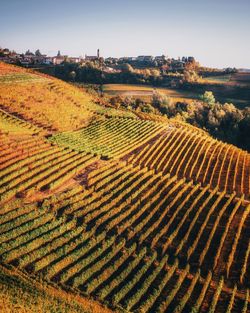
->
[0,48,19,63]
[188,56,195,62]
[42,57,53,65]
[180,56,195,63]
[169,60,185,71]
[103,67,121,73]
[25,50,35,57]
[118,57,129,62]
[52,55,67,65]
[85,49,100,61]
[19,59,30,66]
[105,57,119,64]
[137,55,154,62]
[127,57,137,62]
[85,55,98,61]
[2,48,10,55]
[155,55,167,63]
[68,57,82,63]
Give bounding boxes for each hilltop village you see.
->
[0,47,197,71]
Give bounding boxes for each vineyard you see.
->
[0,131,99,204]
[0,109,40,135]
[50,116,250,198]
[50,118,166,158]
[0,62,249,313]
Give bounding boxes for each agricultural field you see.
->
[202,75,232,84]
[103,83,197,103]
[230,72,250,86]
[0,109,40,135]
[0,72,46,83]
[50,117,166,158]
[0,62,249,313]
[0,266,112,313]
[103,79,250,110]
[0,79,95,132]
[0,67,139,133]
[203,72,250,87]
[198,72,250,108]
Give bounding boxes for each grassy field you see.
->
[230,72,250,86]
[103,80,250,109]
[202,72,250,86]
[103,84,198,102]
[198,73,250,108]
[203,74,232,84]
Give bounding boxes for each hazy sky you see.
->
[1,0,249,68]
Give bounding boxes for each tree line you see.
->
[108,91,250,152]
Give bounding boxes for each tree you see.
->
[121,63,134,73]
[110,96,123,108]
[150,69,161,77]
[35,49,42,56]
[183,70,201,82]
[238,110,250,151]
[152,91,173,115]
[69,71,76,81]
[122,96,134,108]
[201,91,216,107]
[141,103,154,113]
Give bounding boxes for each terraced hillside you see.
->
[50,118,250,198]
[0,62,249,313]
[0,266,112,313]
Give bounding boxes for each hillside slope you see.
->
[0,62,98,132]
[0,265,113,313]
[0,63,249,313]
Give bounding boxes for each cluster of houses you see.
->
[0,47,195,71]
[0,48,105,66]
[0,48,82,66]
[104,55,195,71]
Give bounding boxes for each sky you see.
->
[1,0,249,68]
